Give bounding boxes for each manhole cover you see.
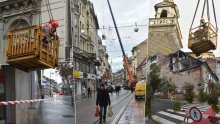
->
[62,115,74,118]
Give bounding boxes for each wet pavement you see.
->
[76,89,132,124]
[37,95,75,124]
[118,99,146,124]
[118,98,174,124]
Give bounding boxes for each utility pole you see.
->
[50,71,54,97]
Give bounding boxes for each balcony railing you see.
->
[6,25,59,71]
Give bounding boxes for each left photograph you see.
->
[0,0,75,124]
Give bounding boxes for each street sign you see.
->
[189,107,202,122]
[41,80,47,86]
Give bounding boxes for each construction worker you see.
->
[42,19,59,44]
[200,18,208,29]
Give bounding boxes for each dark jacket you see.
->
[96,89,111,106]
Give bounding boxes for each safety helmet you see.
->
[49,19,59,28]
[200,18,205,23]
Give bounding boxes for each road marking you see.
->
[152,115,176,124]
[158,111,193,123]
[167,109,185,115]
[111,105,126,124]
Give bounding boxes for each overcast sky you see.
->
[91,0,150,72]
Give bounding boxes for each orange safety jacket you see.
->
[41,23,54,37]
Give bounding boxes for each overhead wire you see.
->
[190,0,200,29]
[212,0,218,29]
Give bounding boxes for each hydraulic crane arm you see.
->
[107,0,134,82]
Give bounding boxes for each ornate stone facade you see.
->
[148,0,182,56]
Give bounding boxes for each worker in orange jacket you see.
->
[42,19,59,44]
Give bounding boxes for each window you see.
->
[87,65,90,73]
[87,44,90,52]
[79,62,83,71]
[82,42,85,50]
[217,62,220,68]
[76,62,79,70]
[160,10,168,18]
[83,63,87,72]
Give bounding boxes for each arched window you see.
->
[160,10,168,18]
[9,19,29,30]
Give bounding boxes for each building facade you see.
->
[96,38,112,84]
[131,39,148,76]
[73,0,100,94]
[145,51,219,93]
[148,0,182,56]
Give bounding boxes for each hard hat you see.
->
[200,18,205,23]
[49,19,59,28]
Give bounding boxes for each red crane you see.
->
[106,0,134,83]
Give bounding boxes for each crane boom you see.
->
[106,0,134,82]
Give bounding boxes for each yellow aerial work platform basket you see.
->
[6,25,59,71]
[188,0,218,56]
[188,22,217,56]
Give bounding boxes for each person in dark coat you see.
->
[96,84,111,123]
[87,87,92,98]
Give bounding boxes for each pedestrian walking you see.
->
[88,87,92,98]
[96,84,111,123]
[82,86,86,97]
[131,85,134,93]
[115,85,119,96]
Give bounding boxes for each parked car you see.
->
[135,81,146,99]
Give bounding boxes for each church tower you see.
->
[148,0,182,56]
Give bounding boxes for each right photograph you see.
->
[145,0,220,124]
[76,0,220,124]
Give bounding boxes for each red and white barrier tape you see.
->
[0,98,54,106]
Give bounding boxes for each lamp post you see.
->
[50,71,54,97]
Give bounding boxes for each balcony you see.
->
[6,25,59,71]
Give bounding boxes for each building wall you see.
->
[132,39,148,75]
[217,61,220,79]
[206,59,217,72]
[160,58,202,92]
[15,69,30,124]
